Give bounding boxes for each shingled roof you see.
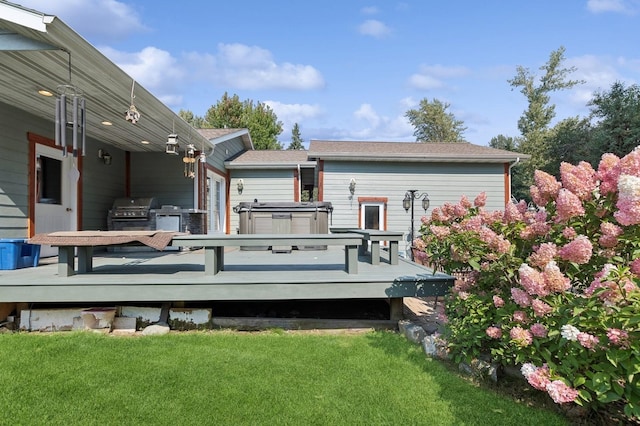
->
[307,140,528,163]
[225,149,314,169]
[197,128,253,149]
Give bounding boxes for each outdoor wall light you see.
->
[166,133,179,155]
[97,148,112,165]
[237,179,244,194]
[349,178,356,195]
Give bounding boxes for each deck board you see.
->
[0,247,454,303]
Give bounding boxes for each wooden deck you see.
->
[0,246,454,306]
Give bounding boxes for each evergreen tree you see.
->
[287,123,305,150]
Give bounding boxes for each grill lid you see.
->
[110,197,158,219]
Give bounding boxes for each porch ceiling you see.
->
[0,3,210,153]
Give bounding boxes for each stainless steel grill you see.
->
[108,197,158,221]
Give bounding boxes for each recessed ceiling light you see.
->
[101,121,113,126]
[38,89,54,97]
[141,140,150,145]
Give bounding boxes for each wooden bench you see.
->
[351,230,403,265]
[171,233,364,275]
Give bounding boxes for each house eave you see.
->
[224,161,317,170]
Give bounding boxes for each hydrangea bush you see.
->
[415,150,640,419]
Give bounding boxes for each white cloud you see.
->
[349,103,414,140]
[187,43,325,91]
[408,64,471,90]
[566,54,627,104]
[20,0,148,40]
[586,0,637,14]
[265,101,323,134]
[358,20,392,38]
[99,46,185,106]
[361,6,379,15]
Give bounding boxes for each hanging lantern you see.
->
[166,133,179,155]
[183,144,196,178]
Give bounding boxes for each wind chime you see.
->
[54,51,86,157]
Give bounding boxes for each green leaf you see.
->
[573,376,586,387]
[597,391,621,404]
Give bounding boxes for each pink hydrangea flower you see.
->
[631,258,640,276]
[531,299,553,317]
[486,326,502,339]
[615,174,640,226]
[459,195,472,209]
[560,161,597,201]
[533,170,562,204]
[511,287,531,307]
[607,328,630,349]
[474,192,487,208]
[562,227,577,240]
[543,261,571,293]
[599,222,623,248]
[493,295,505,308]
[546,380,579,404]
[518,264,548,296]
[503,202,523,224]
[528,243,557,269]
[527,365,551,391]
[555,189,585,223]
[530,323,548,338]
[461,216,482,232]
[558,235,593,264]
[513,310,529,323]
[510,326,533,347]
[429,225,450,240]
[577,332,599,350]
[597,153,621,195]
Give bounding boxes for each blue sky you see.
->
[17,0,640,147]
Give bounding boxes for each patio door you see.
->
[206,170,226,233]
[34,144,78,257]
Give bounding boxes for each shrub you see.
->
[416,152,640,420]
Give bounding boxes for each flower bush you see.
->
[415,151,640,420]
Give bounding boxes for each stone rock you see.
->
[422,335,438,357]
[459,358,499,383]
[141,323,170,336]
[406,324,427,344]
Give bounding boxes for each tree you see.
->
[488,134,518,151]
[178,109,205,128]
[204,92,283,150]
[508,46,584,200]
[405,98,467,142]
[287,123,305,150]
[589,81,640,159]
[545,117,595,175]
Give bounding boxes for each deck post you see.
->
[345,245,358,274]
[389,297,404,321]
[370,241,381,265]
[389,241,399,265]
[77,246,93,273]
[57,246,75,277]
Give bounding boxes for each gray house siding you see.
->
[228,169,295,234]
[129,152,196,209]
[209,137,246,172]
[0,102,49,238]
[322,161,507,254]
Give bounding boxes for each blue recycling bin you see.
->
[0,238,41,270]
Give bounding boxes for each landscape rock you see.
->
[141,323,170,336]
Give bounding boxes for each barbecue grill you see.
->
[107,197,159,231]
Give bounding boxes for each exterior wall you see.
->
[129,152,196,209]
[0,101,42,238]
[209,137,246,172]
[322,161,507,255]
[228,169,295,234]
[81,140,126,230]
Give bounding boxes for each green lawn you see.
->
[0,331,567,425]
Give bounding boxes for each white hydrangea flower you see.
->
[520,363,536,379]
[617,174,640,200]
[560,324,580,341]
